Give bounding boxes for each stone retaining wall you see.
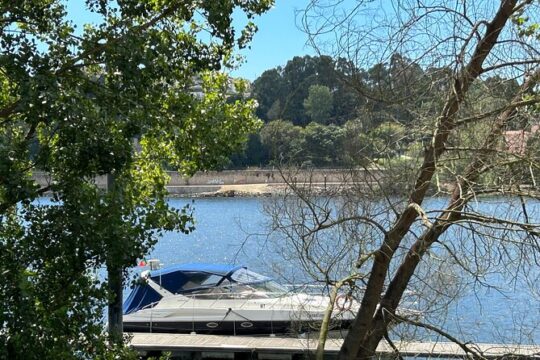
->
[167,169,379,186]
[32,172,108,188]
[32,169,381,194]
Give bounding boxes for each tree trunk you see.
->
[107,263,124,344]
[106,173,123,344]
[356,68,540,359]
[338,1,520,359]
[316,286,339,360]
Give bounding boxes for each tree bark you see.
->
[356,64,539,360]
[316,285,340,360]
[106,173,124,344]
[338,1,520,358]
[107,262,124,344]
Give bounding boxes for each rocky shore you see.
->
[170,184,282,198]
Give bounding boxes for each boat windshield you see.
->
[230,268,269,284]
[186,268,288,299]
[230,268,287,292]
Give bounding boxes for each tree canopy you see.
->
[230,53,529,169]
[251,55,361,125]
[304,84,334,124]
[0,0,272,358]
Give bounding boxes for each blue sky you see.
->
[65,0,312,81]
[231,0,314,80]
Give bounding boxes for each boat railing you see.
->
[284,284,327,293]
[181,283,332,302]
[139,300,161,311]
[184,290,287,300]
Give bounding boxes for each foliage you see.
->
[258,120,348,167]
[303,84,334,124]
[342,119,375,164]
[369,122,407,158]
[228,133,269,168]
[0,0,272,358]
[237,53,530,169]
[302,122,344,166]
[251,55,360,125]
[259,120,304,164]
[252,68,286,120]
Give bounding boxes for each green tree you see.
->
[0,1,272,358]
[260,120,304,164]
[342,119,375,164]
[228,133,270,168]
[303,84,334,124]
[252,55,361,126]
[302,122,345,166]
[266,99,282,121]
[369,121,407,158]
[279,56,318,125]
[252,68,286,121]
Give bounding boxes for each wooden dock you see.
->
[128,333,540,359]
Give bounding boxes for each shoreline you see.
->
[167,183,283,198]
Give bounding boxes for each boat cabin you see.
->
[123,263,286,314]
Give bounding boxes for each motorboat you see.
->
[123,263,357,335]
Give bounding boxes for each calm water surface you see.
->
[34,196,540,344]
[143,197,540,344]
[148,198,269,268]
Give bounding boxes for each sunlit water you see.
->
[34,196,540,344]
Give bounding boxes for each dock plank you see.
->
[128,333,540,358]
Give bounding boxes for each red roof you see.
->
[504,125,539,155]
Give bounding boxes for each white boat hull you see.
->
[124,293,356,334]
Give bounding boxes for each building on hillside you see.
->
[189,75,251,98]
[504,124,539,155]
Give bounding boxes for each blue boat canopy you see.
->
[123,263,249,314]
[123,283,162,315]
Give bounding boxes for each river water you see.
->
[136,197,539,345]
[33,196,540,344]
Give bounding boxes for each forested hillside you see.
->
[228,54,527,169]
